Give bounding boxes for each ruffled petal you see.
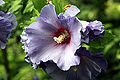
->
[4,12,17,29]
[0,11,17,49]
[76,47,108,71]
[0,11,17,29]
[58,13,65,19]
[37,4,58,27]
[80,20,105,43]
[66,57,101,80]
[80,20,89,33]
[64,5,80,17]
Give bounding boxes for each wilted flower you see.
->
[0,0,5,6]
[0,11,17,49]
[21,4,82,70]
[80,21,105,43]
[40,47,107,80]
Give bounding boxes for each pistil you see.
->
[53,30,70,44]
[53,34,65,43]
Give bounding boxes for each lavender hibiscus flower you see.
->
[0,0,5,6]
[21,4,82,70]
[80,21,105,43]
[0,11,17,49]
[40,47,107,80]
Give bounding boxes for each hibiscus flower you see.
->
[21,4,82,70]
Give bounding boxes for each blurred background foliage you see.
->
[0,0,120,80]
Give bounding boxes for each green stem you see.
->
[2,48,10,80]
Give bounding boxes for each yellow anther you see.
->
[53,34,65,43]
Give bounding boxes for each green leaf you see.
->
[20,16,37,29]
[31,0,47,12]
[88,30,115,49]
[8,0,23,12]
[52,0,68,14]
[23,0,34,14]
[34,8,40,17]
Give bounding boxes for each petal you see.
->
[58,13,65,19]
[67,17,82,49]
[37,4,58,27]
[21,31,29,53]
[90,52,108,71]
[67,57,101,80]
[79,20,89,33]
[0,0,5,6]
[40,61,67,80]
[24,22,63,68]
[0,31,11,43]
[26,21,57,37]
[80,20,105,43]
[79,21,90,43]
[59,17,82,46]
[0,11,17,29]
[88,21,104,32]
[67,17,82,33]
[4,12,17,29]
[56,44,80,70]
[0,40,6,49]
[0,17,12,49]
[42,57,101,80]
[0,17,12,31]
[53,17,82,70]
[0,11,17,49]
[64,5,80,17]
[76,47,108,71]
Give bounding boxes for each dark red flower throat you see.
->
[53,27,71,45]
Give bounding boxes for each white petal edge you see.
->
[0,0,5,6]
[64,5,80,17]
[78,19,89,32]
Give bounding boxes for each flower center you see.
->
[53,34,65,43]
[53,30,70,44]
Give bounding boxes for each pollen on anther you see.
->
[53,35,65,43]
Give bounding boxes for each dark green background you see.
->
[0,0,120,80]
